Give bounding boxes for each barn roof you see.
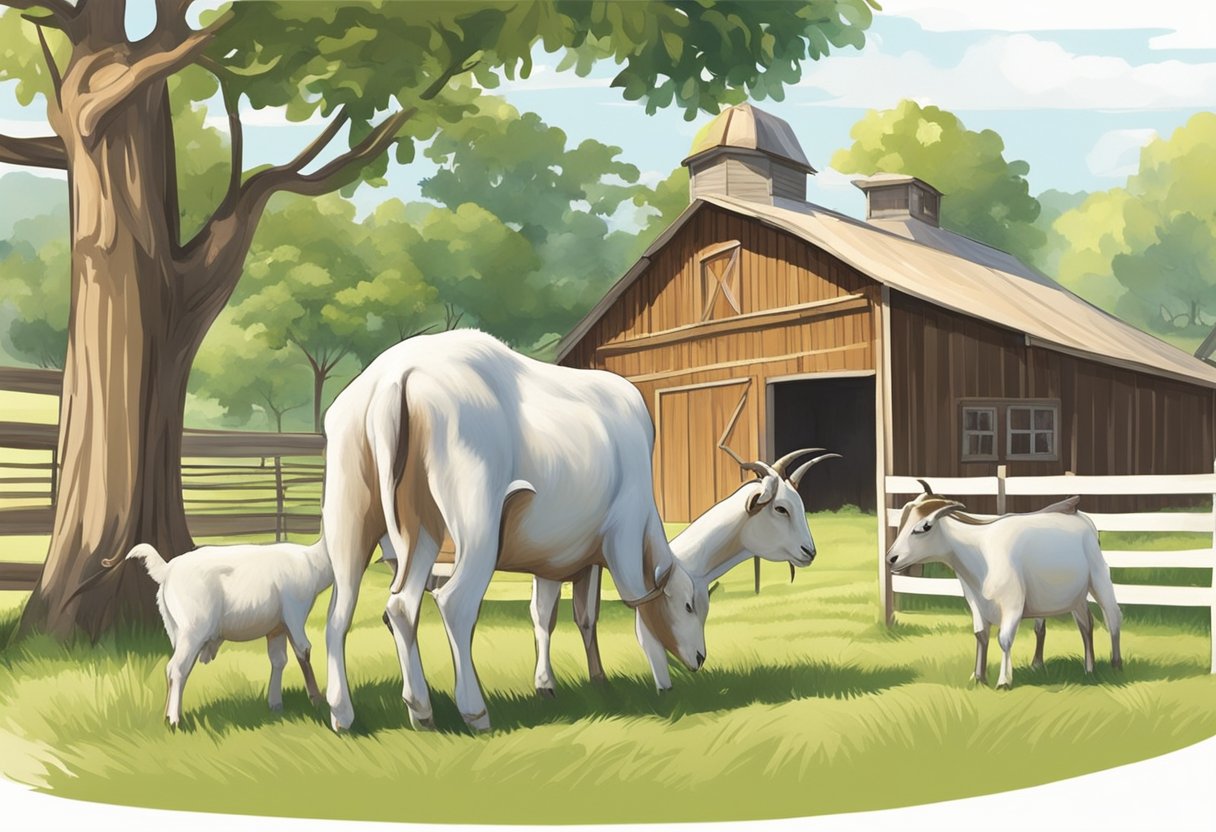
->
[558,195,1216,390]
[682,103,816,174]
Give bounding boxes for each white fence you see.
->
[882,466,1216,671]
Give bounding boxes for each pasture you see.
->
[2,509,1215,824]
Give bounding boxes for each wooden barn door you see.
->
[656,379,754,522]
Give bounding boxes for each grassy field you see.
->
[2,508,1215,824]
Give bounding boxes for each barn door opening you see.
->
[769,375,876,512]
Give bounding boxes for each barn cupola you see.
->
[682,103,816,205]
[851,173,943,228]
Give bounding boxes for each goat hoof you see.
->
[1031,659,1045,671]
[968,674,987,686]
[589,674,609,687]
[330,712,353,733]
[409,713,436,732]
[463,712,492,733]
[536,687,557,699]
[996,682,1012,691]
[1112,659,1124,671]
[269,702,284,712]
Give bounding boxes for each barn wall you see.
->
[562,204,879,522]
[890,292,1216,512]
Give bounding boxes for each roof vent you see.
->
[852,174,942,227]
[682,103,815,205]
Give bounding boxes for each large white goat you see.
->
[886,481,1122,688]
[123,540,330,727]
[526,450,840,695]
[320,329,705,733]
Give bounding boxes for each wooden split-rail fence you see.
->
[0,366,325,591]
[880,464,1216,672]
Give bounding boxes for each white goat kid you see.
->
[123,540,331,727]
[320,330,705,733]
[886,483,1122,689]
[528,449,840,695]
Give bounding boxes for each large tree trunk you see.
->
[19,82,209,639]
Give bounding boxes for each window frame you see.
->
[957,398,1062,464]
[960,405,998,462]
[1006,402,1061,462]
[698,241,743,322]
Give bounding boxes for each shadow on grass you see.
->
[181,658,918,737]
[1006,654,1206,689]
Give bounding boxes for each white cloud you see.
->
[813,167,860,192]
[0,118,54,136]
[1086,128,1157,178]
[799,33,1216,110]
[882,0,1216,49]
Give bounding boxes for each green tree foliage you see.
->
[0,209,69,368]
[190,309,312,432]
[1051,112,1216,343]
[832,100,1045,264]
[229,194,370,431]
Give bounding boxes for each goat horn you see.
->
[789,563,796,584]
[917,478,934,495]
[771,448,826,478]
[789,453,843,487]
[720,442,778,480]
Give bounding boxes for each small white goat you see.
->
[524,449,839,695]
[124,540,332,727]
[886,481,1122,688]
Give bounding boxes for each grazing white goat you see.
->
[320,329,705,733]
[886,481,1122,688]
[123,540,331,727]
[526,449,840,695]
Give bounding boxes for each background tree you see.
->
[0,0,877,638]
[231,195,368,431]
[190,309,311,432]
[0,212,69,368]
[1049,112,1216,350]
[832,100,1045,265]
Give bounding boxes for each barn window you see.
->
[961,406,997,461]
[1007,405,1058,460]
[699,241,742,321]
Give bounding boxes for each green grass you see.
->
[1,508,1215,823]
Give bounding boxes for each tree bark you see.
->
[19,80,211,639]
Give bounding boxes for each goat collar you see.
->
[620,566,672,609]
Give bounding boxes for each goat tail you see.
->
[125,543,170,585]
[367,374,415,596]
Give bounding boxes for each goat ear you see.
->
[745,476,778,515]
[927,501,966,524]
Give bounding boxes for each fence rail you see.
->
[884,465,1216,671]
[0,417,326,590]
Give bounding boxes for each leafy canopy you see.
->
[832,100,1044,264]
[1050,112,1216,341]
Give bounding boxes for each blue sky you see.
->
[2,0,1214,222]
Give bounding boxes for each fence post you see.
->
[996,464,1007,515]
[274,455,285,542]
[49,445,58,507]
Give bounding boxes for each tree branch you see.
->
[243,107,415,201]
[0,132,67,169]
[77,9,232,139]
[179,107,413,318]
[30,18,62,108]
[201,57,243,208]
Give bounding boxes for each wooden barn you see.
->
[556,103,1216,526]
